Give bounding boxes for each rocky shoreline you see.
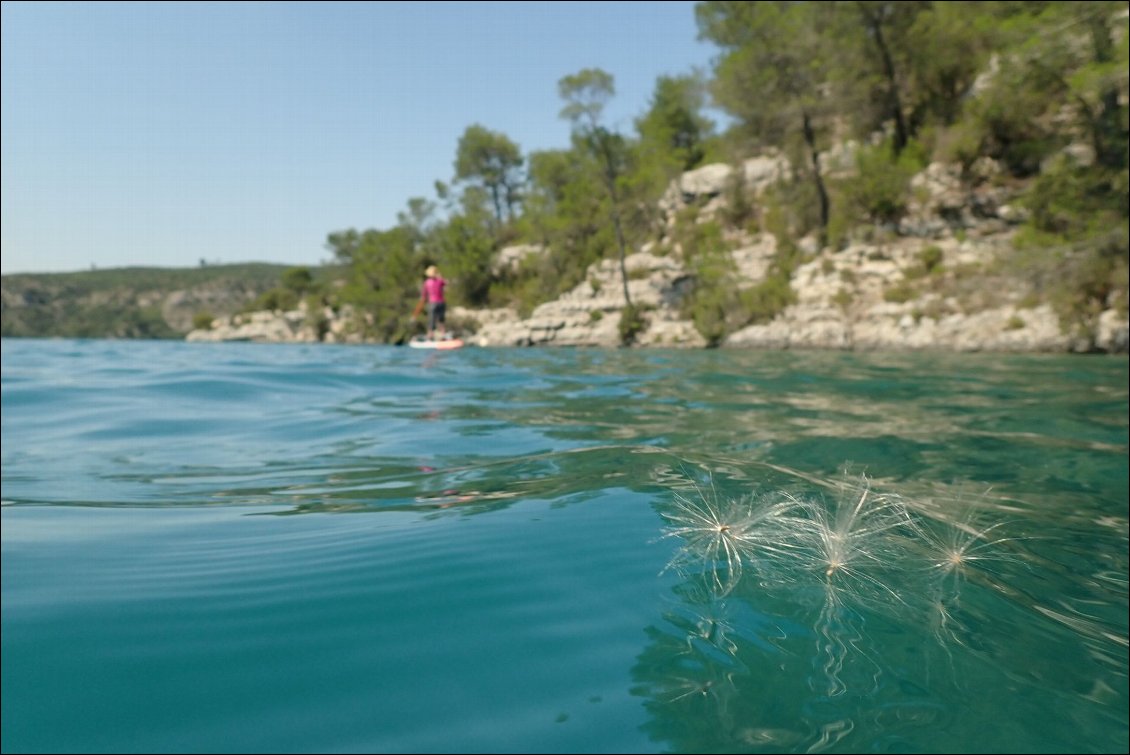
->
[187,157,1129,354]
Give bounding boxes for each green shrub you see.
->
[192,311,215,330]
[884,281,917,303]
[965,75,1063,177]
[674,216,726,262]
[1009,158,1129,333]
[831,289,854,310]
[281,266,315,295]
[762,179,823,250]
[932,121,984,172]
[919,245,944,274]
[307,309,331,341]
[681,246,738,346]
[903,264,930,281]
[618,303,646,345]
[840,141,921,225]
[740,273,796,324]
[240,287,299,313]
[1022,158,1128,241]
[721,171,757,231]
[685,244,800,345]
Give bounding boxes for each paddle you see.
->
[395,296,426,345]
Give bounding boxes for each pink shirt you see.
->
[423,276,446,303]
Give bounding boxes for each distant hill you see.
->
[1,264,300,339]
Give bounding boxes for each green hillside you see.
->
[2,264,297,339]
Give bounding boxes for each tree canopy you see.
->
[317,1,1126,346]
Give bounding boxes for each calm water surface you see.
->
[2,339,1127,753]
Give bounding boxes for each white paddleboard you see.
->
[408,337,464,350]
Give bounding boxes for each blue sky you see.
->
[1,1,723,274]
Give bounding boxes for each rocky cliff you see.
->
[186,155,1129,354]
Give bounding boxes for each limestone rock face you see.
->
[186,308,322,343]
[183,156,1127,354]
[470,251,703,348]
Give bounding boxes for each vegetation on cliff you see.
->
[317,1,1126,345]
[3,2,1125,346]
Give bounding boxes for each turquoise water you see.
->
[2,338,1126,754]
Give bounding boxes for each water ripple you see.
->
[2,339,1126,753]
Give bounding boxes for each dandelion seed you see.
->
[789,475,913,609]
[659,472,805,597]
[658,666,737,706]
[912,510,1029,599]
[670,679,713,701]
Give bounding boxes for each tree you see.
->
[325,229,362,264]
[635,73,715,173]
[397,197,438,237]
[453,124,525,227]
[558,68,634,308]
[697,1,837,234]
[630,73,718,240]
[516,147,611,305]
[334,226,421,342]
[850,1,929,157]
[903,1,999,130]
[952,2,1128,176]
[433,205,496,307]
[1013,1,1129,171]
[280,266,314,295]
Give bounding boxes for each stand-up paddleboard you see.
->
[408,336,464,350]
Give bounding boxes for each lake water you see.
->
[2,338,1127,754]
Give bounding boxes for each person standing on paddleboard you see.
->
[420,264,447,341]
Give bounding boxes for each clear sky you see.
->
[1,0,722,274]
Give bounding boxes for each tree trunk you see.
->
[862,4,909,156]
[489,184,504,226]
[599,134,633,308]
[612,205,632,307]
[1088,11,1129,169]
[803,110,831,238]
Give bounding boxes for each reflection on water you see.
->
[639,462,1128,752]
[2,340,1126,753]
